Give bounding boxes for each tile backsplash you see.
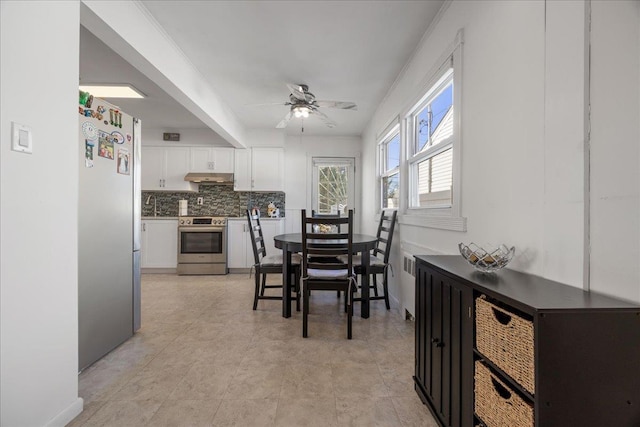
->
[141,185,285,218]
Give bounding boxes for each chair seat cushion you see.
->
[337,254,386,267]
[260,253,301,267]
[307,268,353,280]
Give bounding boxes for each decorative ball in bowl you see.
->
[458,243,515,273]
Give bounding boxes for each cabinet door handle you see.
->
[143,223,146,231]
[435,342,445,348]
[431,338,439,343]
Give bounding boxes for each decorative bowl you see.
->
[458,243,515,273]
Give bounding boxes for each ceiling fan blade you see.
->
[315,100,358,111]
[313,110,337,128]
[287,83,307,101]
[276,111,293,129]
[245,102,288,107]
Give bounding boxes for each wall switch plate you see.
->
[11,122,33,154]
[207,162,215,170]
[197,197,204,205]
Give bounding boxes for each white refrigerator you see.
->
[78,95,141,370]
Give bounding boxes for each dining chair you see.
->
[301,209,356,339]
[342,210,397,310]
[311,210,342,233]
[247,209,300,311]
[309,210,342,263]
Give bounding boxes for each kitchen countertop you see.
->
[141,217,179,220]
[141,216,284,220]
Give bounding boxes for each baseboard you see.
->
[390,293,400,310]
[228,268,251,274]
[45,397,83,427]
[141,268,176,274]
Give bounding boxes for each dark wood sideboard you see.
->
[414,255,640,427]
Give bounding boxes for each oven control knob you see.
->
[180,219,184,224]
[186,220,191,225]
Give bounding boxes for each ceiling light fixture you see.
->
[79,84,145,99]
[293,106,310,118]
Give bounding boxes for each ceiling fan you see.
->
[264,83,357,130]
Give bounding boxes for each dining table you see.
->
[274,233,378,319]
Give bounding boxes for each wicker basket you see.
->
[475,361,534,427]
[475,297,535,394]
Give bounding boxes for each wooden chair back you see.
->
[301,209,353,279]
[246,209,266,265]
[373,210,397,263]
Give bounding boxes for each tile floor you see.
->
[70,273,438,426]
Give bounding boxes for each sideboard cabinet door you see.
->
[415,261,474,427]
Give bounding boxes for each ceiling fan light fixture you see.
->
[293,106,310,118]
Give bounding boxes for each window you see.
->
[378,125,400,209]
[409,69,454,209]
[403,30,465,231]
[311,157,355,215]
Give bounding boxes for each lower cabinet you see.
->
[415,267,473,427]
[227,218,284,270]
[415,255,640,427]
[141,219,178,269]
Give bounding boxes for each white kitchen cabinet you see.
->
[233,147,284,192]
[142,146,196,191]
[190,147,235,173]
[227,219,250,269]
[141,219,178,269]
[251,147,284,191]
[233,149,252,191]
[227,217,284,269]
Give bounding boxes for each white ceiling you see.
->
[80,1,444,139]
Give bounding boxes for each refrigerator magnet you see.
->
[117,148,130,175]
[110,131,124,144]
[85,140,94,168]
[81,121,97,140]
[98,130,114,160]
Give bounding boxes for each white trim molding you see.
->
[400,213,467,232]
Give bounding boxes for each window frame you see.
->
[401,29,466,231]
[377,121,401,211]
[408,69,454,210]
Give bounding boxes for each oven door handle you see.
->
[179,226,225,232]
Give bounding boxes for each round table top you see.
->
[274,233,377,251]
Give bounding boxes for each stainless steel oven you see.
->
[177,216,227,275]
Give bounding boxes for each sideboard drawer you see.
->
[475,361,534,427]
[476,297,535,394]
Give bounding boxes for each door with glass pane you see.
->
[311,158,355,215]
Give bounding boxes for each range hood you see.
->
[184,172,234,185]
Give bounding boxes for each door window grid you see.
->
[312,158,355,216]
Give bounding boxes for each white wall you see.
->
[0,2,83,426]
[589,0,640,302]
[361,0,640,314]
[143,127,231,147]
[283,135,362,233]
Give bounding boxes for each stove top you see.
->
[178,216,227,226]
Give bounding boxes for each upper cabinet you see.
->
[234,147,284,192]
[142,146,196,191]
[142,145,283,192]
[233,149,252,191]
[189,147,234,173]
